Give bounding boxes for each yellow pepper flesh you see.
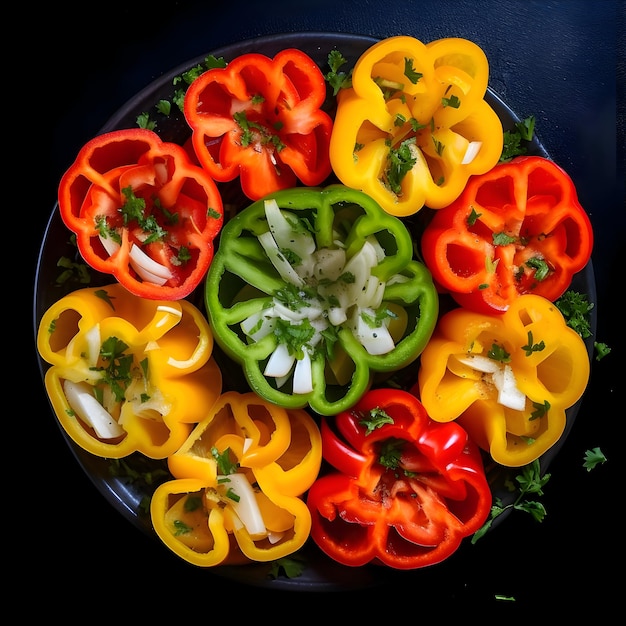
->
[151,390,322,566]
[37,284,222,459]
[416,294,590,466]
[330,36,503,216]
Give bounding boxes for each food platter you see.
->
[33,32,596,591]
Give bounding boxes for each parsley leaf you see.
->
[487,342,511,363]
[94,288,116,310]
[594,341,611,361]
[156,99,171,116]
[472,459,550,543]
[403,57,422,84]
[384,138,417,194]
[492,232,517,246]
[378,438,404,470]
[359,407,394,435]
[530,399,550,420]
[467,207,482,226]
[555,290,594,338]
[267,554,307,579]
[325,50,353,95]
[136,112,156,130]
[55,255,91,286]
[211,446,239,475]
[583,447,607,471]
[500,115,536,162]
[521,331,545,356]
[96,336,134,402]
[525,256,550,281]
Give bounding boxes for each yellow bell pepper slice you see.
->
[416,294,590,466]
[151,390,322,566]
[37,283,222,459]
[330,35,503,216]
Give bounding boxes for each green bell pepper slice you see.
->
[205,184,438,416]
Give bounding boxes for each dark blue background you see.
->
[31,0,623,615]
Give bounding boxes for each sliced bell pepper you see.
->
[306,387,491,569]
[150,390,322,567]
[415,293,590,466]
[205,184,439,416]
[58,128,224,300]
[36,283,222,459]
[329,35,503,216]
[420,155,594,314]
[183,48,333,201]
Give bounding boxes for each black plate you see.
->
[33,32,596,591]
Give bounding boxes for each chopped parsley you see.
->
[403,57,422,84]
[555,290,594,338]
[384,138,417,194]
[359,407,395,435]
[211,446,239,475]
[500,115,536,162]
[521,331,545,356]
[487,342,511,363]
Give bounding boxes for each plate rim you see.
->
[33,30,597,591]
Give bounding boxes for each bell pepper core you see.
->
[58,128,224,300]
[420,155,594,314]
[150,390,322,566]
[204,184,439,416]
[184,48,333,201]
[329,35,503,216]
[36,283,222,459]
[306,387,491,569]
[415,293,590,466]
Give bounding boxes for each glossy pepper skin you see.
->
[205,184,439,416]
[421,156,594,314]
[329,35,503,217]
[415,294,590,467]
[58,128,224,300]
[184,48,333,201]
[150,390,322,567]
[36,283,222,459]
[306,388,491,569]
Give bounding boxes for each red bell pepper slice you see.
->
[306,388,491,569]
[183,48,333,201]
[58,128,224,300]
[420,156,593,314]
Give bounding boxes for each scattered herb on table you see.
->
[594,341,611,361]
[472,459,550,543]
[583,447,607,471]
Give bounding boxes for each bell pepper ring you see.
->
[414,293,590,467]
[329,35,503,216]
[183,48,333,201]
[306,387,491,569]
[420,155,594,314]
[36,283,222,459]
[150,390,322,567]
[204,184,439,416]
[57,128,224,300]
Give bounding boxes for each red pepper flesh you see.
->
[420,156,593,314]
[306,388,491,569]
[184,48,333,201]
[58,128,224,300]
